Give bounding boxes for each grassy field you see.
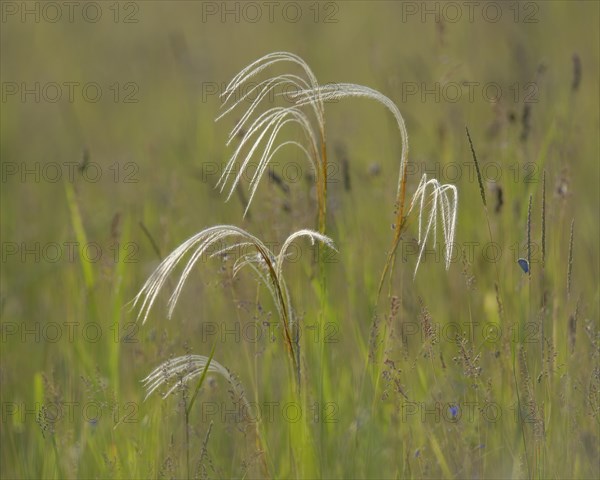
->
[1,1,599,479]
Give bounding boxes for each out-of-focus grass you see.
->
[1,1,598,479]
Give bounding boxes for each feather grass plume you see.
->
[143,351,270,475]
[405,174,458,277]
[216,54,458,284]
[132,224,336,385]
[142,354,231,400]
[216,52,328,232]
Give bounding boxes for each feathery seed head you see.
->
[406,174,458,276]
[142,354,231,400]
[132,225,335,325]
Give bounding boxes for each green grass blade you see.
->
[186,340,217,417]
[64,180,95,290]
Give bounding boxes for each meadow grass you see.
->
[1,3,599,479]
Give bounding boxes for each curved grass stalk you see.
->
[291,84,409,201]
[132,225,336,387]
[291,84,457,288]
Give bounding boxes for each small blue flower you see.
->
[449,405,459,418]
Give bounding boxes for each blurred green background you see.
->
[1,1,599,479]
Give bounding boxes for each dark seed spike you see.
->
[541,171,546,268]
[465,126,487,208]
[572,53,582,92]
[527,195,532,277]
[567,219,574,298]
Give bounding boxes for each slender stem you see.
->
[513,351,531,479]
[50,435,64,480]
[377,153,409,298]
[185,403,190,480]
[257,247,300,391]
[319,137,328,234]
